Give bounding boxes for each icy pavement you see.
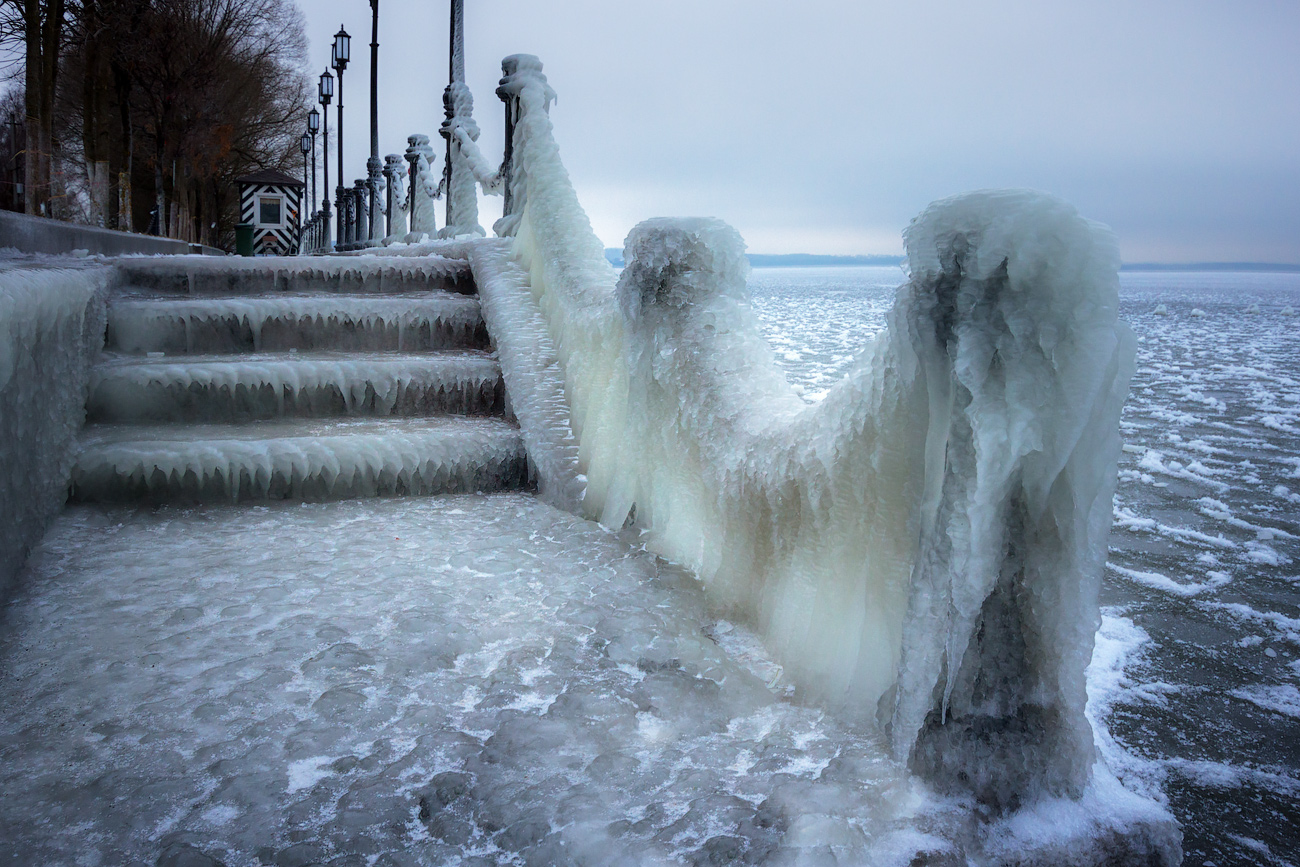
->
[0,495,958,866]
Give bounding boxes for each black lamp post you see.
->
[332,25,350,247]
[299,132,310,250]
[318,69,334,250]
[366,0,381,246]
[307,107,320,217]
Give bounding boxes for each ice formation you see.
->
[106,294,486,354]
[469,239,584,511]
[491,56,1158,835]
[0,264,107,602]
[72,417,526,503]
[87,351,504,423]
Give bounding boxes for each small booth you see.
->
[236,169,304,255]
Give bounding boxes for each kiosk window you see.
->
[259,197,282,225]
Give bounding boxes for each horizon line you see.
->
[602,249,1300,272]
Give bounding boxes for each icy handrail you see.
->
[502,55,1136,809]
[452,126,504,194]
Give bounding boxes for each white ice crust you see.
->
[484,57,1177,858]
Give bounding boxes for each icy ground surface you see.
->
[748,266,1300,867]
[1,495,966,866]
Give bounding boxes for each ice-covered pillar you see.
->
[384,153,406,241]
[492,54,554,238]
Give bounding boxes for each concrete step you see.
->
[111,255,474,296]
[71,416,530,504]
[105,294,489,355]
[87,351,506,423]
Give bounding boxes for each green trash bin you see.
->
[234,223,255,257]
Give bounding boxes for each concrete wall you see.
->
[0,209,225,257]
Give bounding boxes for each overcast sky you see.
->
[301,0,1300,262]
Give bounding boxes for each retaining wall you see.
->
[0,210,224,257]
[0,266,108,613]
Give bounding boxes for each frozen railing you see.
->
[494,54,1149,823]
[302,57,539,254]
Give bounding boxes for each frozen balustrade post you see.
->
[384,154,406,241]
[439,82,486,239]
[436,0,484,239]
[352,179,369,246]
[404,134,438,240]
[493,54,551,238]
[883,193,1137,809]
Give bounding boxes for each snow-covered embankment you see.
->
[0,265,107,605]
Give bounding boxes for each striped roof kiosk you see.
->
[237,169,304,255]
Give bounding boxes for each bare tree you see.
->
[2,0,308,246]
[0,0,68,216]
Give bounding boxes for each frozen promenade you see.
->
[1,495,937,866]
[0,52,1187,867]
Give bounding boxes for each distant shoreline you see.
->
[1118,262,1300,273]
[602,250,1300,272]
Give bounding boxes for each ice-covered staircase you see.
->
[71,256,530,504]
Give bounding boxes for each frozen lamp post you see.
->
[332,25,351,248]
[307,107,320,220]
[365,0,382,247]
[299,132,310,251]
[438,0,483,238]
[318,69,334,251]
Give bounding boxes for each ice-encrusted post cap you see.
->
[617,217,749,319]
[501,54,544,76]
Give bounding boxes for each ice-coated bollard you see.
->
[439,81,485,239]
[405,134,438,241]
[352,179,369,246]
[384,154,407,242]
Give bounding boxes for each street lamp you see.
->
[318,68,334,250]
[299,132,310,249]
[366,0,382,246]
[332,25,350,247]
[307,107,320,214]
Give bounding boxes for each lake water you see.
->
[749,266,1300,867]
